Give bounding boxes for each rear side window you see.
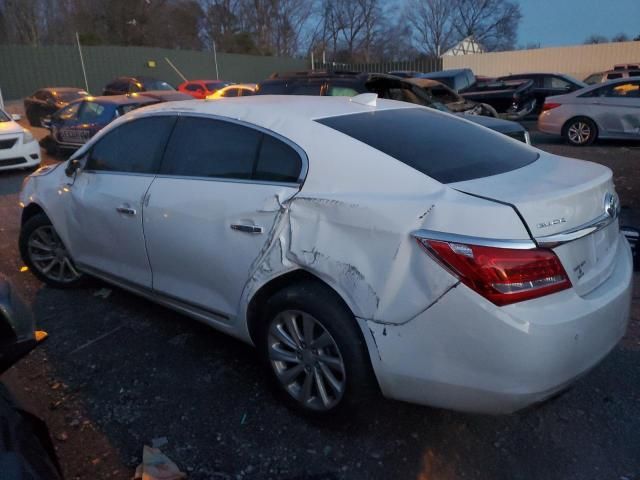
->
[316,108,538,184]
[254,135,301,182]
[160,117,303,182]
[160,117,261,179]
[86,116,176,173]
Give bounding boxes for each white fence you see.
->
[442,41,640,81]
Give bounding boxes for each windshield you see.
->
[206,82,229,91]
[146,80,175,91]
[55,90,88,102]
[0,110,10,122]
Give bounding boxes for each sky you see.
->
[517,0,640,47]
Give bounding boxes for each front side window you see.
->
[221,88,240,97]
[186,84,203,92]
[606,73,623,80]
[86,116,176,173]
[290,83,323,95]
[327,85,359,97]
[545,76,571,89]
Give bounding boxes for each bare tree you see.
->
[611,32,629,43]
[584,34,609,44]
[405,0,455,56]
[451,0,521,51]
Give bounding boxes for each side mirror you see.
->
[65,158,83,178]
[11,114,22,121]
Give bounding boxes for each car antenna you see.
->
[350,93,377,107]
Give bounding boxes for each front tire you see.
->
[563,117,597,146]
[19,213,84,288]
[258,281,377,416]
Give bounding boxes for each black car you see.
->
[496,73,587,114]
[256,71,530,143]
[43,94,159,154]
[102,76,175,96]
[417,68,537,119]
[23,87,89,127]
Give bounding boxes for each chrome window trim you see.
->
[411,229,537,250]
[74,111,310,185]
[534,212,616,248]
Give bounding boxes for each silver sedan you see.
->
[538,77,640,146]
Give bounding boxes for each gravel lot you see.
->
[0,111,639,480]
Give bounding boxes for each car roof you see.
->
[38,87,86,93]
[122,95,415,146]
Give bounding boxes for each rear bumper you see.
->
[537,111,565,135]
[360,234,633,414]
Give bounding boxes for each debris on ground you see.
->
[152,436,169,448]
[93,288,112,299]
[133,445,187,480]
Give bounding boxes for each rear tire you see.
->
[563,117,597,146]
[257,280,378,416]
[19,213,85,288]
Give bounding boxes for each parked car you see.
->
[42,95,158,154]
[102,76,174,95]
[496,73,587,114]
[19,95,632,415]
[257,71,529,143]
[23,87,89,127]
[538,77,640,146]
[207,83,258,99]
[417,68,537,119]
[0,109,40,171]
[405,77,499,117]
[178,80,233,99]
[583,69,640,85]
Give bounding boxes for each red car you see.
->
[177,80,232,99]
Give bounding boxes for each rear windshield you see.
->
[316,108,538,184]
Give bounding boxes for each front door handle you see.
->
[116,205,136,216]
[230,224,263,234]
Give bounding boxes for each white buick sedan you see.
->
[18,95,633,415]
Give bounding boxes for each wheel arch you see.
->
[21,203,47,226]
[245,269,359,346]
[561,115,599,140]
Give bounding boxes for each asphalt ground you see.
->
[0,110,638,480]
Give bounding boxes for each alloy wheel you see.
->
[27,225,81,284]
[267,310,346,411]
[567,121,592,144]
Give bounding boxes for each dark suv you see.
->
[256,71,531,143]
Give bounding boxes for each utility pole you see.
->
[76,32,90,92]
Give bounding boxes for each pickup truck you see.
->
[417,68,537,120]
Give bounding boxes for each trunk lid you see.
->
[450,153,620,296]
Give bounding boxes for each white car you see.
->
[0,109,40,171]
[538,78,640,146]
[18,95,632,415]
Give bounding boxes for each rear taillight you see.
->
[417,239,571,306]
[542,102,561,112]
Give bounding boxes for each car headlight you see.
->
[22,129,34,144]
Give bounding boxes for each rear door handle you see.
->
[230,224,263,234]
[116,205,136,215]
